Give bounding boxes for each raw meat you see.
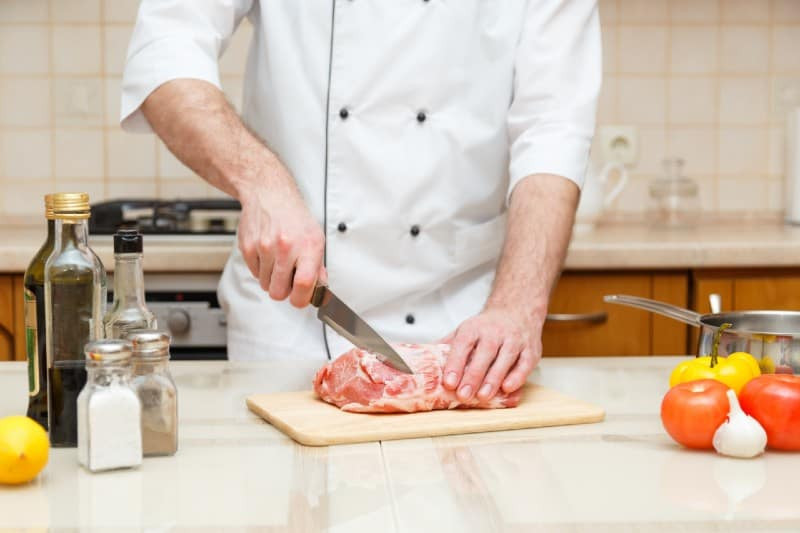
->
[313,343,522,413]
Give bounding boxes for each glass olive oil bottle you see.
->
[23,194,56,429]
[45,193,107,447]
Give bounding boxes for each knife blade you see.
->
[310,285,414,374]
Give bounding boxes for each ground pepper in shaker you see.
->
[127,330,178,456]
[77,340,142,472]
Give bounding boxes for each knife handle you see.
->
[310,285,327,308]
[289,266,328,307]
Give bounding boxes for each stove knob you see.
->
[167,309,191,335]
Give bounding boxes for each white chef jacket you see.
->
[121,0,601,363]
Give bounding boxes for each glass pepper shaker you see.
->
[126,330,178,456]
[77,340,142,472]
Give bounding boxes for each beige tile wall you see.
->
[600,0,800,214]
[0,0,245,217]
[0,0,798,217]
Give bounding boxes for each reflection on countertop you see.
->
[1,356,799,531]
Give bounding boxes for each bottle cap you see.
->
[44,194,55,220]
[51,192,90,220]
[114,228,143,253]
[125,329,171,359]
[84,339,133,364]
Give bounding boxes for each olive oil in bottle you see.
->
[45,193,107,447]
[23,194,56,429]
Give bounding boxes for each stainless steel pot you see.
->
[604,294,800,374]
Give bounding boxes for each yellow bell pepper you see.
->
[760,355,776,374]
[670,351,761,394]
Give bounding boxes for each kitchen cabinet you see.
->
[0,275,17,361]
[0,275,25,362]
[13,275,25,361]
[3,268,800,360]
[693,269,800,312]
[542,272,689,356]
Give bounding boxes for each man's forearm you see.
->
[486,174,579,322]
[142,79,326,305]
[442,173,578,398]
[140,79,294,200]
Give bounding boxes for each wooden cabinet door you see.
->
[693,269,800,313]
[13,275,25,361]
[735,276,800,311]
[652,273,691,355]
[0,276,15,361]
[542,272,688,356]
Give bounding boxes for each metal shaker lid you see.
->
[84,339,133,363]
[125,329,171,358]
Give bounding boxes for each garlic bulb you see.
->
[713,389,767,458]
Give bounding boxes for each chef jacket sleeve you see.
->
[120,0,253,133]
[507,0,601,200]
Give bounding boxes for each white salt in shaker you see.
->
[77,340,142,472]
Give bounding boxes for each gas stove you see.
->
[91,198,240,360]
[89,198,241,235]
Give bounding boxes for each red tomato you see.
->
[660,379,730,449]
[739,374,800,451]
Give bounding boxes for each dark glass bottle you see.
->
[45,193,107,447]
[23,194,55,429]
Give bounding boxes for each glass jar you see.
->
[648,158,700,229]
[77,340,142,472]
[127,330,178,456]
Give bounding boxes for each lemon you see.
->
[0,415,49,485]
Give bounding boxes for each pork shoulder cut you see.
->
[313,343,522,413]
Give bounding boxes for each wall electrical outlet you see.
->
[599,125,639,166]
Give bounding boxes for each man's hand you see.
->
[441,173,579,400]
[237,163,326,308]
[141,79,325,307]
[441,306,543,401]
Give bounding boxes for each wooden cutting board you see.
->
[246,384,605,446]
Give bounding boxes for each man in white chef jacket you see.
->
[121,1,600,403]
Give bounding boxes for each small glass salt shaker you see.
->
[126,330,178,456]
[77,340,143,472]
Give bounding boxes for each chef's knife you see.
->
[310,285,414,374]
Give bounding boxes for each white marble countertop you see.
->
[566,222,800,269]
[1,357,799,531]
[4,221,800,273]
[0,227,234,273]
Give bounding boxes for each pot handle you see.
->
[603,294,703,326]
